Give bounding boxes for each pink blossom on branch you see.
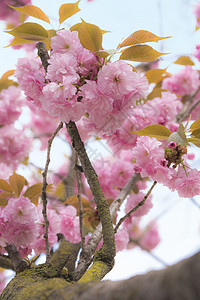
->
[162,66,199,95]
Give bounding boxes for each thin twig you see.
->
[42,122,63,263]
[4,244,28,273]
[114,181,157,233]
[130,239,168,267]
[190,198,200,210]
[75,153,85,253]
[175,85,200,123]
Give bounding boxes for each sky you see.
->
[1,0,200,282]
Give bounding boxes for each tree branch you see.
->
[4,244,28,273]
[174,85,200,123]
[74,173,141,280]
[0,254,14,271]
[42,122,63,263]
[36,42,50,73]
[114,181,157,233]
[65,121,116,280]
[75,154,85,253]
[2,250,200,299]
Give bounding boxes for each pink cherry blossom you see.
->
[60,205,81,243]
[0,86,25,126]
[125,192,153,217]
[41,79,85,123]
[51,30,83,55]
[46,53,78,82]
[139,222,160,251]
[174,167,200,198]
[132,136,164,177]
[194,45,200,61]
[162,66,199,95]
[0,271,6,293]
[15,56,45,106]
[0,125,32,169]
[115,228,129,252]
[3,197,38,224]
[97,60,148,101]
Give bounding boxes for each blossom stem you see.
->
[114,181,157,233]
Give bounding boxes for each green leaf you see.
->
[147,88,167,100]
[188,137,200,147]
[23,183,43,204]
[0,199,9,207]
[9,172,27,197]
[9,5,50,24]
[145,68,167,84]
[189,118,200,131]
[118,30,171,48]
[120,45,168,62]
[168,132,188,146]
[0,78,18,91]
[5,22,48,41]
[59,0,81,24]
[1,70,15,79]
[0,179,12,192]
[133,124,171,140]
[71,19,103,52]
[191,128,200,139]
[173,56,194,66]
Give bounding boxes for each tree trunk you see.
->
[1,251,200,300]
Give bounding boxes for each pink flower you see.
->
[0,163,12,179]
[47,53,78,82]
[194,2,200,27]
[174,167,200,198]
[162,66,199,95]
[125,192,153,217]
[132,136,164,177]
[0,86,25,126]
[4,221,38,247]
[60,205,81,243]
[111,160,133,189]
[139,222,160,251]
[3,197,38,224]
[0,271,6,293]
[51,30,83,55]
[97,60,148,101]
[194,45,200,61]
[0,125,32,169]
[15,57,45,106]
[115,228,129,252]
[41,78,85,123]
[76,48,98,76]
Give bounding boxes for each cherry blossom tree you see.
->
[0,1,200,299]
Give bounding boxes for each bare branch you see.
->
[4,244,28,273]
[114,181,157,233]
[42,122,63,263]
[75,153,85,253]
[36,42,50,73]
[0,254,14,270]
[75,173,141,280]
[66,121,116,280]
[174,85,200,123]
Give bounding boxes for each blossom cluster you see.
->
[0,86,32,170]
[0,197,80,256]
[15,29,149,135]
[0,0,31,26]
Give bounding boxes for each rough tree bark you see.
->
[1,250,200,300]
